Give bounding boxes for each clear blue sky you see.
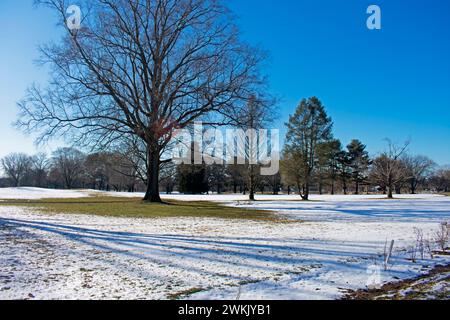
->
[1,0,449,164]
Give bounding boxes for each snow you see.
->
[0,189,449,300]
[0,187,90,200]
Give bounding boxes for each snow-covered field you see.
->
[0,187,90,200]
[0,188,449,300]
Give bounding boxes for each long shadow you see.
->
[1,217,414,280]
[1,217,422,298]
[254,199,450,221]
[1,218,382,259]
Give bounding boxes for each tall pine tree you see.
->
[283,97,333,200]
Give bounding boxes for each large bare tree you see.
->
[17,0,266,202]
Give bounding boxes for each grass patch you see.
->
[0,196,286,222]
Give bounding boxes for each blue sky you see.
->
[0,0,449,164]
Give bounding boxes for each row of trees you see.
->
[0,148,138,191]
[1,132,448,199]
[281,97,444,200]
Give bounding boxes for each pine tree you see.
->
[347,140,371,194]
[283,97,333,200]
[316,139,342,195]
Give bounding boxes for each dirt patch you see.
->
[343,264,450,300]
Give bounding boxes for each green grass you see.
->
[0,196,286,222]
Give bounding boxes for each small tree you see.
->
[403,155,435,194]
[232,96,274,201]
[30,153,50,188]
[435,222,449,252]
[370,140,410,199]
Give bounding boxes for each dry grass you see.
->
[0,196,289,222]
[343,264,450,300]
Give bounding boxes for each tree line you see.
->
[2,97,449,197]
[0,148,138,191]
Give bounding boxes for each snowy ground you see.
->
[0,187,90,200]
[0,188,449,300]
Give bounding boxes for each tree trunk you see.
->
[387,182,394,199]
[355,180,359,195]
[144,145,162,203]
[411,181,416,194]
[388,188,394,199]
[249,165,255,201]
[301,183,309,201]
[273,186,279,195]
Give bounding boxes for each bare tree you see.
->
[403,155,435,194]
[51,148,85,189]
[1,153,32,187]
[17,0,267,202]
[233,96,274,201]
[429,168,450,193]
[226,158,245,194]
[30,153,50,188]
[435,222,449,252]
[370,140,410,199]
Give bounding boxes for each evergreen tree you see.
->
[283,97,333,200]
[177,164,209,194]
[347,140,371,194]
[316,139,342,195]
[337,150,352,195]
